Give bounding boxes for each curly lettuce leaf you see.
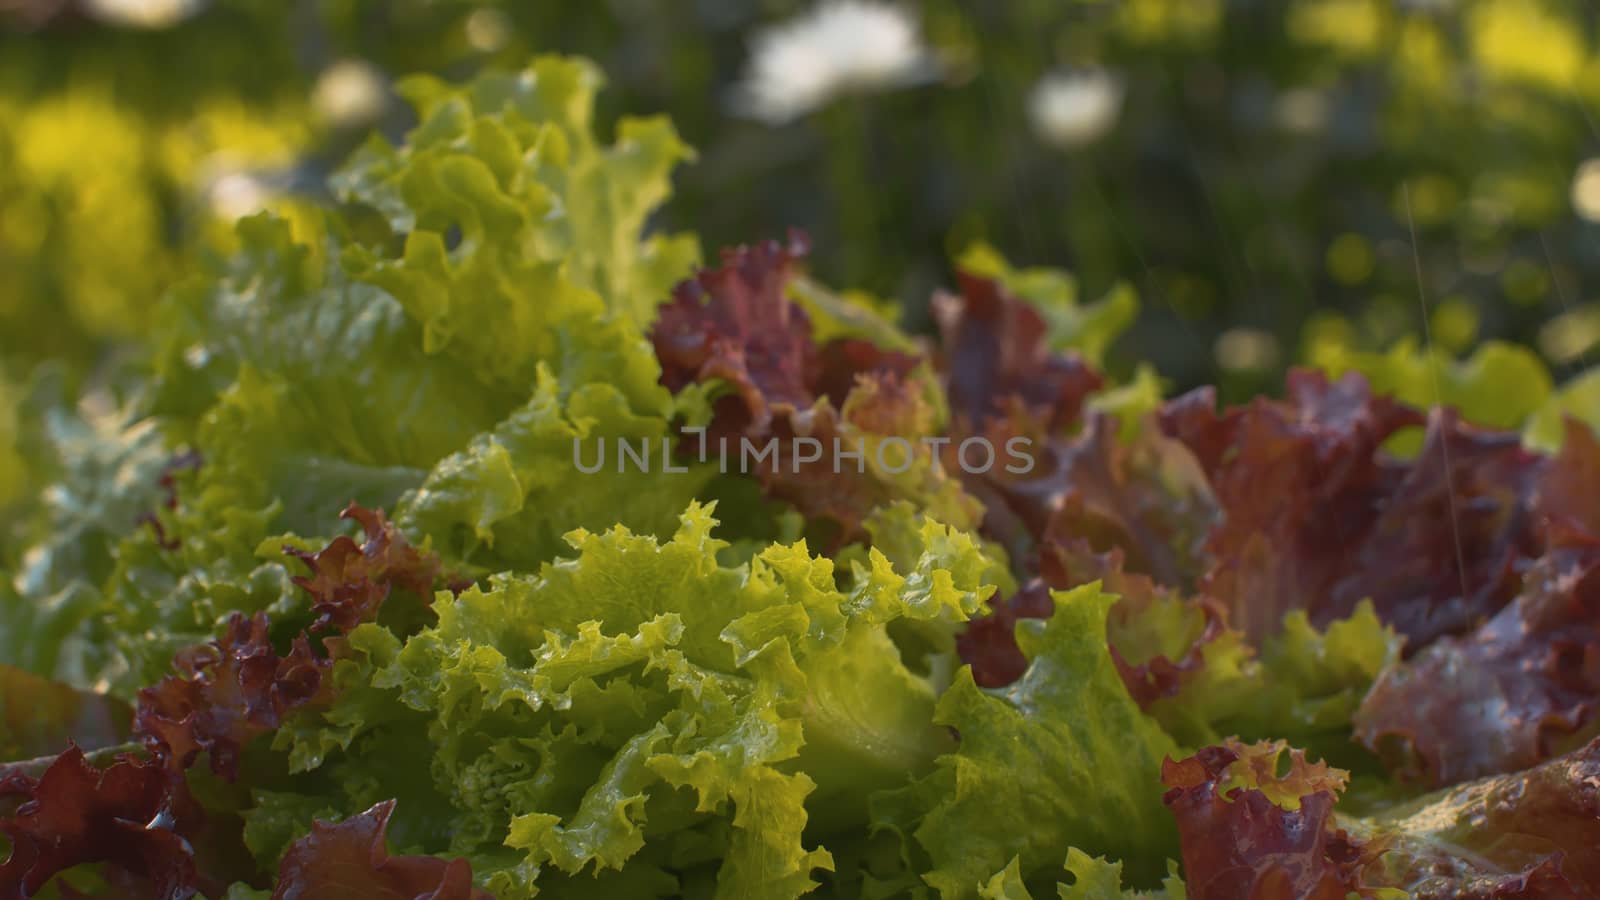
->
[1045,545,1248,730]
[1162,369,1542,648]
[958,540,1238,720]
[337,58,698,332]
[880,583,1180,898]
[152,213,505,538]
[787,276,918,354]
[932,272,1104,436]
[88,56,709,692]
[1086,365,1168,443]
[1159,739,1365,900]
[285,503,452,635]
[98,212,504,691]
[264,502,996,900]
[0,746,215,899]
[326,60,719,573]
[976,852,1186,900]
[1059,852,1187,900]
[963,410,1215,594]
[989,539,1397,765]
[396,363,714,574]
[134,612,336,780]
[1162,732,1600,898]
[1203,603,1400,769]
[1355,523,1600,786]
[651,234,978,544]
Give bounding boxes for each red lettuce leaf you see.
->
[927,268,1224,608]
[814,338,922,411]
[931,271,1103,434]
[134,612,334,780]
[1163,736,1600,899]
[1160,738,1366,900]
[751,407,898,547]
[953,579,1056,688]
[961,412,1215,589]
[0,746,212,900]
[1536,417,1600,535]
[1161,370,1543,647]
[1348,736,1600,897]
[653,232,820,437]
[286,502,444,634]
[954,413,1224,696]
[269,800,489,900]
[1158,370,1412,643]
[652,232,918,439]
[649,234,926,541]
[1328,409,1543,648]
[1354,521,1600,786]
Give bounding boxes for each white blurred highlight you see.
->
[732,2,940,124]
[312,60,388,129]
[85,0,204,28]
[1028,69,1124,149]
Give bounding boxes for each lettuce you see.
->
[953,243,1138,369]
[1309,337,1553,445]
[335,59,699,333]
[6,51,1600,900]
[2,372,171,688]
[1162,735,1600,899]
[261,503,995,900]
[879,584,1180,896]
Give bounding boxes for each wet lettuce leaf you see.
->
[1163,733,1600,899]
[263,502,996,900]
[1162,370,1543,648]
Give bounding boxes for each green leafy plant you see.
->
[4,56,1600,900]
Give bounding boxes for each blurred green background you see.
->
[2,0,1598,405]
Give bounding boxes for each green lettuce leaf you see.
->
[81,55,712,692]
[1310,337,1553,453]
[787,276,919,354]
[394,363,715,575]
[1527,366,1600,452]
[334,57,698,334]
[1058,852,1186,900]
[324,56,717,574]
[0,369,170,688]
[263,502,996,900]
[1145,601,1402,769]
[152,212,508,535]
[93,209,512,691]
[976,852,1186,900]
[877,583,1180,898]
